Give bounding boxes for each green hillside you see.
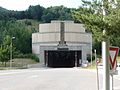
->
[17,19,40,32]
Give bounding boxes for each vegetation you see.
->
[1,1,120,65]
[0,58,37,68]
[0,5,74,65]
[73,0,120,55]
[0,5,74,22]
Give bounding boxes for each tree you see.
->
[73,0,120,54]
[0,35,11,66]
[0,5,78,56]
[41,6,73,22]
[26,5,45,20]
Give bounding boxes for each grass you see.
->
[0,58,39,68]
[86,61,96,69]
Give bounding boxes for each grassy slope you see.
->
[0,58,38,67]
[17,19,40,32]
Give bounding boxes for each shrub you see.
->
[30,54,39,62]
[14,53,39,62]
[87,54,95,62]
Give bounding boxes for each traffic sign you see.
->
[96,58,100,65]
[109,46,119,70]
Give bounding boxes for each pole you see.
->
[10,38,12,68]
[95,49,100,90]
[95,49,96,64]
[102,0,110,90]
[102,40,110,90]
[110,74,113,90]
[91,42,92,67]
[96,63,100,90]
[10,37,15,68]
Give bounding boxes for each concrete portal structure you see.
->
[32,20,92,67]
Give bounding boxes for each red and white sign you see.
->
[96,58,100,65]
[109,46,119,70]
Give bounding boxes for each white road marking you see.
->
[0,71,23,75]
[100,87,120,90]
[114,86,120,90]
[0,69,39,76]
[28,75,38,79]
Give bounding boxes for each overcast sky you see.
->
[0,0,82,11]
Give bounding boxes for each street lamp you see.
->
[10,36,15,68]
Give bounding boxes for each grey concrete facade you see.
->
[32,20,92,66]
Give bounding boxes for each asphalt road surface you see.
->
[0,68,120,90]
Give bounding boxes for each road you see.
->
[0,68,120,90]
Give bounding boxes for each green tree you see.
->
[0,20,34,54]
[26,5,45,20]
[42,6,73,22]
[73,0,120,54]
[0,35,11,66]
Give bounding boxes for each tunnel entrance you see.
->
[44,50,81,67]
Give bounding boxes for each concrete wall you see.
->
[39,22,60,32]
[65,33,91,43]
[32,32,91,44]
[32,33,60,43]
[39,20,85,33]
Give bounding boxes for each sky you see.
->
[0,0,82,11]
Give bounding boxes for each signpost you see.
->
[102,0,118,90]
[94,49,100,90]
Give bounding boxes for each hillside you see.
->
[0,7,9,12]
[0,19,40,55]
[0,5,74,22]
[17,19,40,32]
[0,5,75,64]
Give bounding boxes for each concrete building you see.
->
[32,20,92,67]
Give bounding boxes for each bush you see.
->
[14,53,39,62]
[87,54,95,62]
[25,20,32,25]
[30,54,39,62]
